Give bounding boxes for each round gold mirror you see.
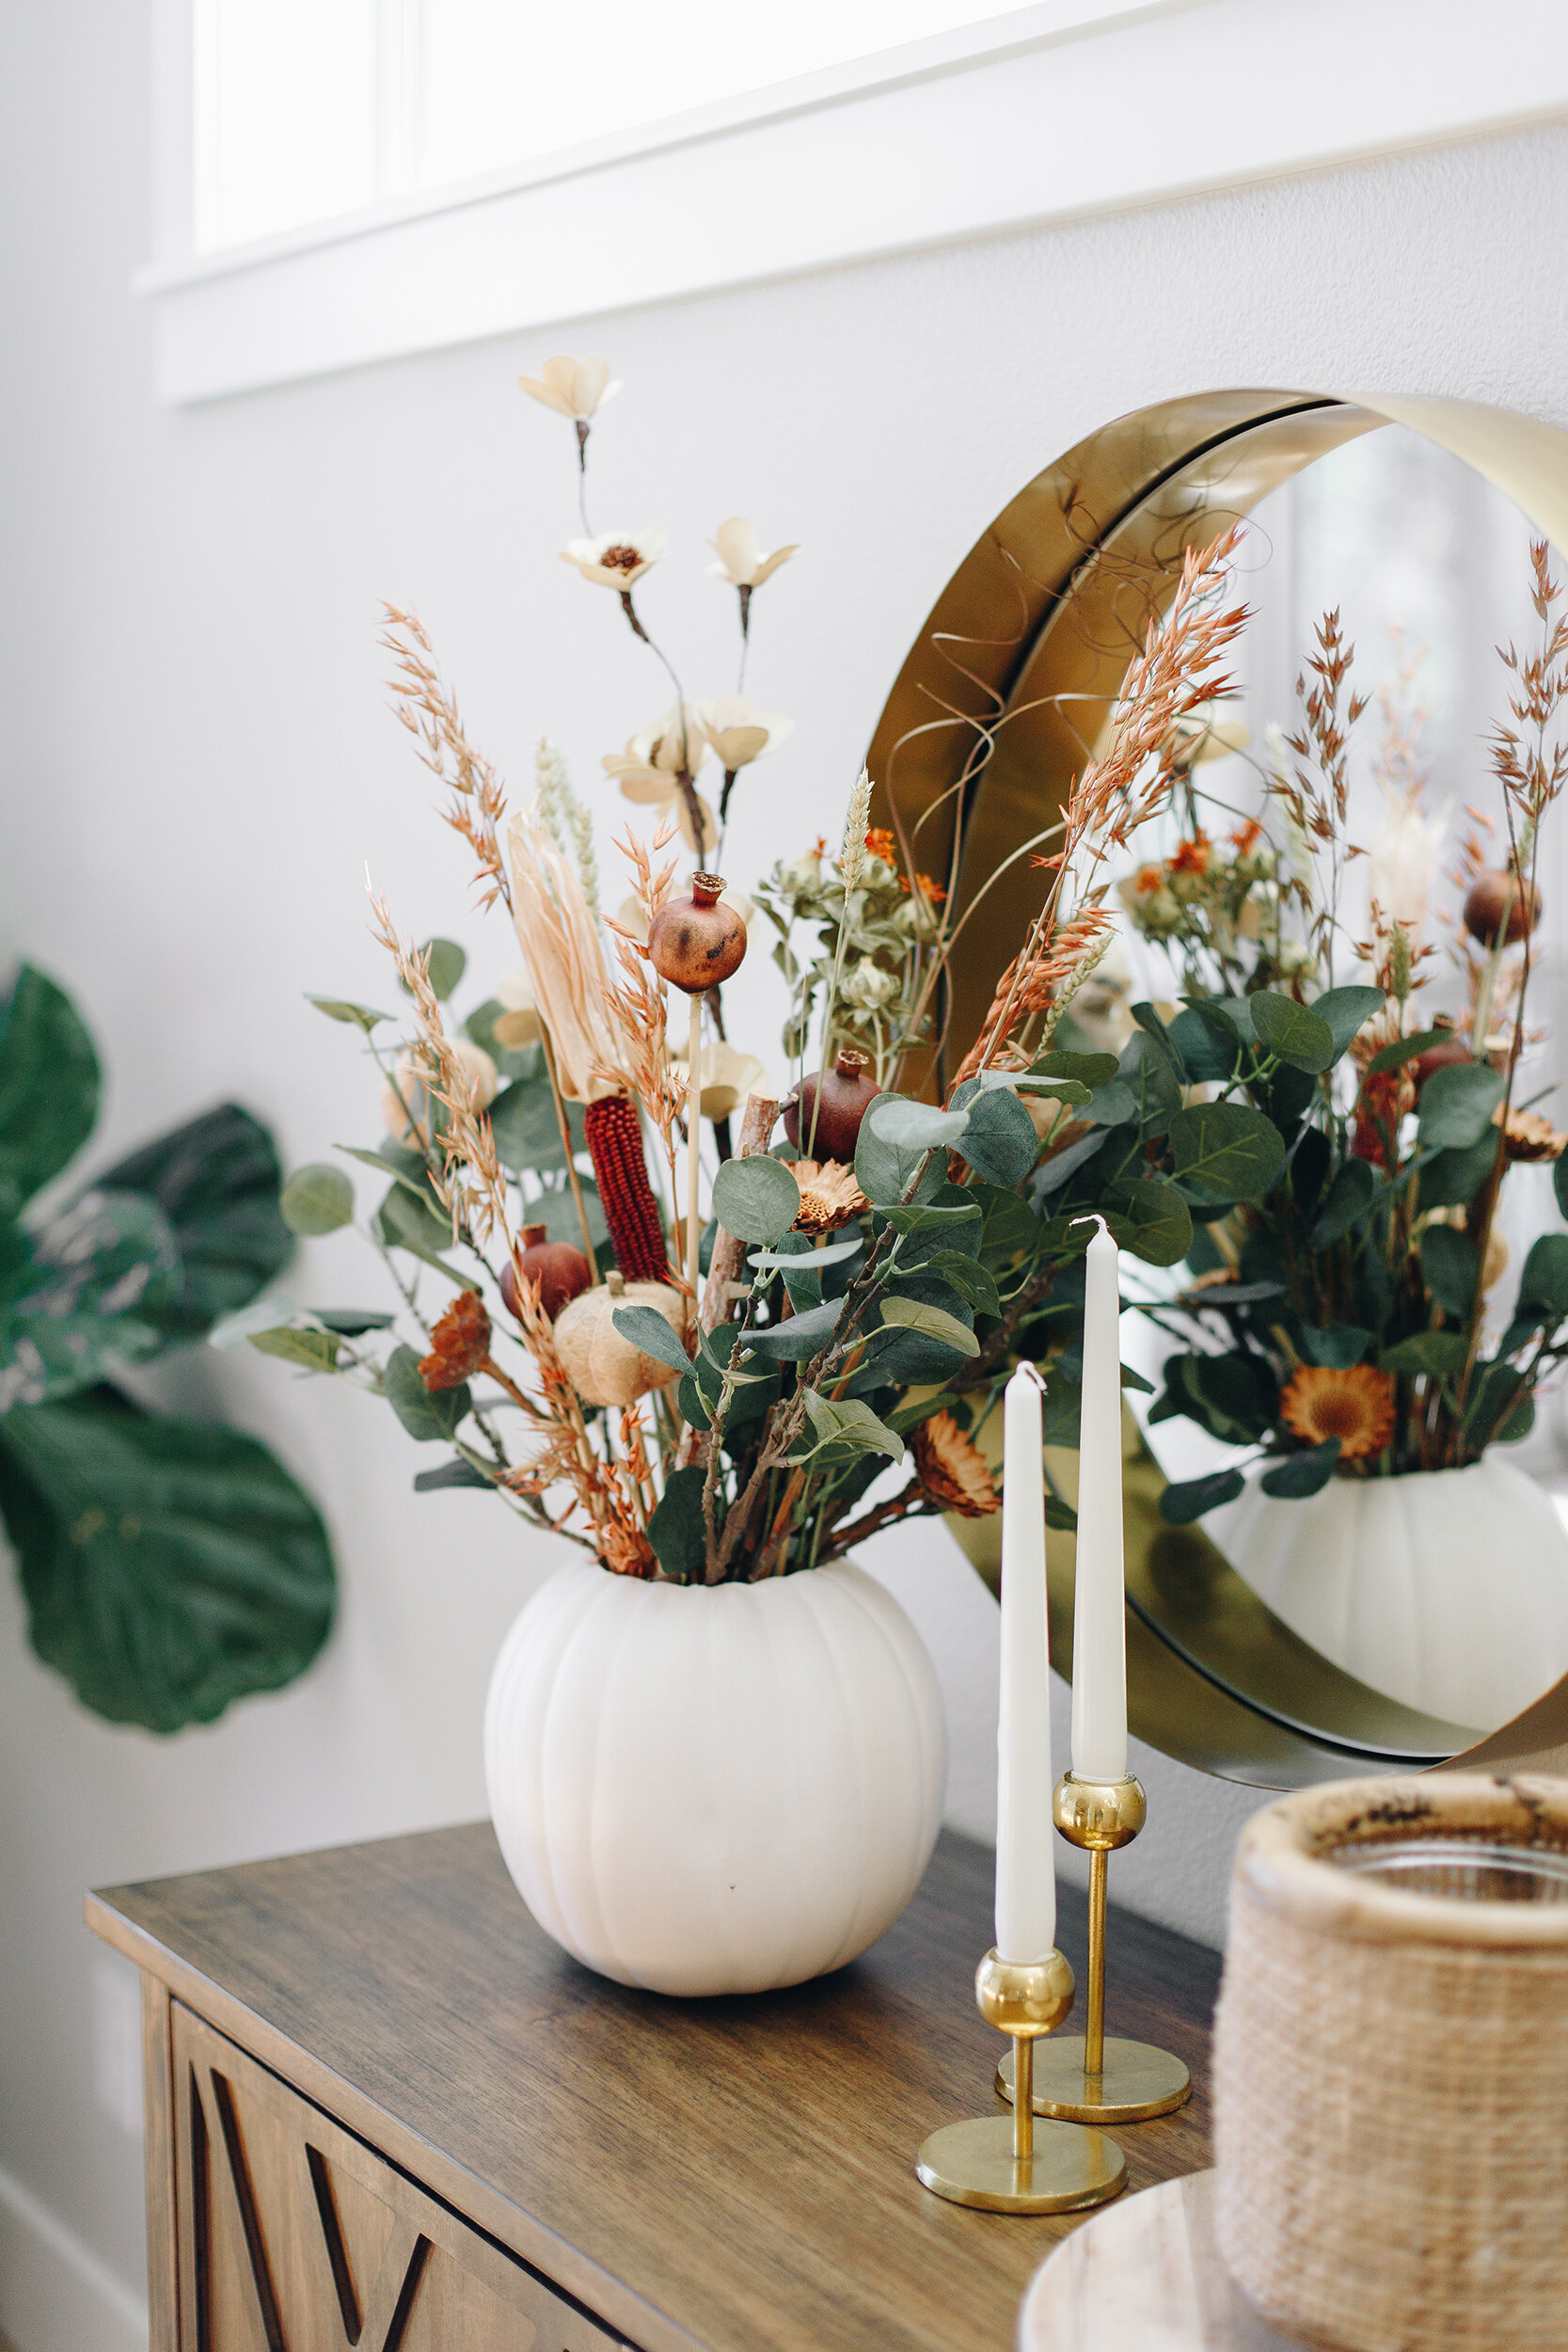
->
[868,389,1568,1790]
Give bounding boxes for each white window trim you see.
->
[143,0,1568,405]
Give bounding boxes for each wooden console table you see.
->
[87,1825,1218,2352]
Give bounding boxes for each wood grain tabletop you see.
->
[89,1824,1219,2352]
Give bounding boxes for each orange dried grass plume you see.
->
[911,1412,999,1518]
[1279,1365,1395,1463]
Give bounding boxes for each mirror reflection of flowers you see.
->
[1114,550,1568,1522]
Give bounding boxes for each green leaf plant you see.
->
[0,964,334,1727]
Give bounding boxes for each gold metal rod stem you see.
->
[1085,1850,1108,2080]
[1013,2038,1033,2165]
[686,994,704,1314]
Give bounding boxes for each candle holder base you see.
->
[914,2114,1126,2214]
[997,2036,1191,2124]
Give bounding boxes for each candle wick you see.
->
[1010,1359,1047,1392]
[1070,1212,1112,1241]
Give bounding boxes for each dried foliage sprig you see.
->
[382,607,512,913]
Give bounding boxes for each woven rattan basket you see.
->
[1212,1773,1568,2352]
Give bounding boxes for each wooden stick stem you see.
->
[538,1027,599,1279]
[686,993,704,1319]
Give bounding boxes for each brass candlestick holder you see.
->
[997,1773,1191,2125]
[916,1947,1125,2214]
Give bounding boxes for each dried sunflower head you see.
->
[1494,1104,1567,1162]
[791,1159,869,1235]
[1278,1364,1395,1463]
[420,1289,490,1391]
[911,1412,999,1518]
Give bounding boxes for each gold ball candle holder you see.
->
[916,1948,1125,2214]
[996,1772,1192,2125]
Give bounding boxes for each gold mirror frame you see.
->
[869,389,1568,1789]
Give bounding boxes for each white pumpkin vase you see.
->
[483,1556,946,1996]
[1210,1454,1568,1732]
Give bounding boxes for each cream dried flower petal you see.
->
[519,353,621,420]
[706,516,799,588]
[791,1160,868,1235]
[694,695,793,771]
[560,528,666,590]
[911,1412,999,1518]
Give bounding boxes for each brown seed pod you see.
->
[1463,867,1541,946]
[553,1271,687,1408]
[646,872,748,994]
[499,1222,592,1322]
[784,1046,879,1163]
[1408,1024,1473,1092]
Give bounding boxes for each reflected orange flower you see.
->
[1279,1364,1395,1461]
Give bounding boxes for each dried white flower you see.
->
[518,355,621,421]
[559,529,665,591]
[706,517,798,589]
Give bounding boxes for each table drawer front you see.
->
[171,2003,626,2352]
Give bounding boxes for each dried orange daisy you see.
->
[791,1159,869,1235]
[1169,830,1212,878]
[1493,1104,1567,1162]
[911,1412,999,1518]
[1279,1364,1395,1462]
[420,1289,491,1391]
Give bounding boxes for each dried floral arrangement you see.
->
[230,354,1272,1581]
[1117,548,1568,1521]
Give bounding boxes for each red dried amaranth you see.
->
[583,1094,670,1282]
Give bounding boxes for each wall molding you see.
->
[0,2163,148,2352]
[143,0,1568,404]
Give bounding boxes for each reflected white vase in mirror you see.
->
[1209,1455,1568,1731]
[483,1556,946,1996]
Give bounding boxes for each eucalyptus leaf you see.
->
[1167,1007,1237,1085]
[247,1327,342,1374]
[1159,1469,1246,1524]
[907,1250,1002,1316]
[866,1099,972,1152]
[1310,1157,1376,1244]
[305,994,391,1032]
[1418,1136,1499,1210]
[280,1163,355,1237]
[738,1295,846,1359]
[413,1455,496,1492]
[855,1092,945,1207]
[1419,1224,1480,1320]
[489,1077,585,1176]
[313,1308,396,1334]
[1028,1049,1119,1089]
[1100,1178,1193,1268]
[1260,1439,1341,1498]
[1309,985,1386,1059]
[1084,1076,1138,1128]
[373,1181,456,1266]
[383,1343,469,1440]
[1035,1127,1107,1198]
[1417,1062,1505,1152]
[1168,1103,1285,1200]
[1379,1331,1468,1378]
[879,1296,980,1358]
[1299,1323,1372,1369]
[403,938,467,1001]
[1367,1027,1453,1076]
[711,1152,801,1247]
[645,1465,707,1581]
[882,1201,981,1237]
[748,1234,863,1271]
[610,1304,692,1375]
[0,1383,335,1732]
[1516,1232,1568,1321]
[957,1085,1039,1188]
[1250,990,1335,1073]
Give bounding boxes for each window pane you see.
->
[416,0,1019,187]
[195,0,378,249]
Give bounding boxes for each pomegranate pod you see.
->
[647,872,748,993]
[1464,867,1541,947]
[499,1222,592,1322]
[784,1045,879,1164]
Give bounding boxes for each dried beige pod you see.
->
[380,1041,499,1144]
[494,968,542,1047]
[552,1270,686,1407]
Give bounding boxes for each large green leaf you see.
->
[489,1077,586,1176]
[0,965,101,1219]
[383,1344,470,1440]
[1417,1063,1505,1151]
[955,1086,1039,1188]
[1419,1224,1480,1319]
[856,1093,948,1206]
[94,1103,293,1340]
[1101,1177,1193,1267]
[1309,986,1386,1060]
[710,1153,800,1246]
[0,1191,181,1406]
[1250,990,1335,1073]
[0,1384,335,1730]
[1168,1103,1286,1200]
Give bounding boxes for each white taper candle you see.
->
[995,1361,1057,1962]
[1070,1216,1129,1781]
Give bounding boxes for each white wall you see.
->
[3,3,1568,2343]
